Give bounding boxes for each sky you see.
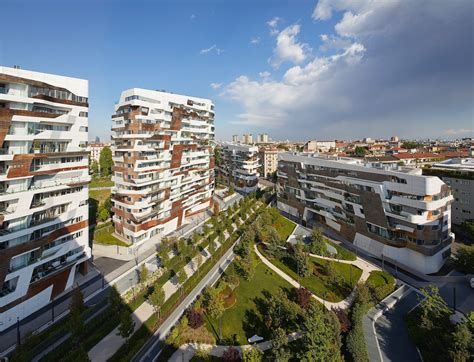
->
[1,0,473,142]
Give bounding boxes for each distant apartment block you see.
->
[424,158,474,225]
[0,66,91,330]
[232,135,239,143]
[217,143,259,193]
[111,89,215,246]
[242,134,253,144]
[257,133,269,144]
[277,153,454,274]
[88,142,109,163]
[303,140,336,153]
[259,147,278,178]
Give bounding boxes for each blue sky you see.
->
[1,0,472,141]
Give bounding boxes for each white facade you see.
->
[257,133,269,143]
[242,134,253,144]
[88,142,109,163]
[277,153,454,274]
[259,147,278,178]
[304,140,336,153]
[218,143,260,193]
[111,88,215,247]
[0,67,91,331]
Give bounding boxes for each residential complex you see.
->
[277,153,454,274]
[424,158,474,225]
[257,133,269,144]
[0,66,91,331]
[217,143,259,193]
[259,146,278,178]
[242,134,253,144]
[110,89,215,246]
[88,142,109,163]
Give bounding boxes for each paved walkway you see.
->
[89,207,257,362]
[254,244,380,310]
[169,332,302,361]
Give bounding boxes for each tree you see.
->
[196,252,204,275]
[270,327,291,361]
[242,346,263,362]
[293,245,311,278]
[117,309,135,343]
[324,262,344,288]
[70,286,85,314]
[99,146,113,176]
[68,307,84,346]
[139,264,149,283]
[188,308,204,329]
[108,285,123,313]
[296,287,312,309]
[177,268,187,295]
[454,244,474,274]
[268,226,282,246]
[235,254,255,281]
[449,322,472,361]
[419,285,451,330]
[97,205,109,222]
[354,146,367,156]
[222,346,240,362]
[332,307,351,333]
[266,289,300,330]
[213,202,220,216]
[90,160,99,175]
[202,286,224,319]
[309,228,327,256]
[208,239,217,260]
[148,286,165,317]
[158,245,170,271]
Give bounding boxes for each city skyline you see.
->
[1,0,472,142]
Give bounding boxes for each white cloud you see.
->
[199,44,223,55]
[210,82,222,90]
[267,16,281,28]
[250,37,261,45]
[221,0,473,139]
[270,24,310,69]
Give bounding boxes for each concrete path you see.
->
[169,332,302,362]
[254,244,380,310]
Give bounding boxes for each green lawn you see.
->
[261,213,296,241]
[90,177,114,188]
[366,270,395,288]
[259,245,361,302]
[89,189,111,205]
[325,239,357,261]
[94,225,129,247]
[205,261,293,345]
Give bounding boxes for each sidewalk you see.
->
[254,244,380,310]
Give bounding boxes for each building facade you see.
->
[217,143,259,193]
[242,134,253,145]
[303,140,336,153]
[424,158,474,225]
[88,142,109,163]
[111,89,215,246]
[259,147,278,178]
[0,66,91,330]
[277,153,454,274]
[257,133,269,144]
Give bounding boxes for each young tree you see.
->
[235,254,255,281]
[157,245,170,271]
[90,160,99,175]
[148,286,165,317]
[97,205,109,222]
[70,286,85,314]
[268,226,282,246]
[99,146,113,176]
[177,268,187,295]
[117,309,135,343]
[309,228,327,256]
[208,239,217,260]
[222,346,240,362]
[296,287,312,309]
[293,245,311,278]
[213,202,220,216]
[188,308,204,329]
[242,346,263,362]
[68,307,84,346]
[202,287,224,319]
[196,252,204,275]
[139,264,149,284]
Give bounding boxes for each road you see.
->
[133,238,240,362]
[373,289,421,362]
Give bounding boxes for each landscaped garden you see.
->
[258,243,362,302]
[257,207,296,242]
[90,176,114,188]
[93,223,129,247]
[89,188,111,204]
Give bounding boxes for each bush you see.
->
[188,309,204,329]
[454,244,474,274]
[223,346,241,362]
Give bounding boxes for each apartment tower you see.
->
[0,66,91,330]
[111,89,215,246]
[277,153,454,274]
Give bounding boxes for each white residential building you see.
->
[303,140,336,153]
[111,88,215,247]
[88,142,109,163]
[259,147,278,178]
[242,134,253,144]
[257,133,269,144]
[217,143,260,193]
[0,66,91,331]
[277,153,454,274]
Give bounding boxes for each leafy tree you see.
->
[99,146,113,176]
[97,205,109,222]
[270,327,291,361]
[158,245,170,271]
[188,308,205,329]
[419,285,451,331]
[90,160,99,175]
[117,309,135,343]
[454,244,474,274]
[296,287,312,309]
[449,322,472,361]
[196,252,204,275]
[268,226,282,246]
[177,269,187,295]
[293,245,311,278]
[324,262,344,288]
[202,286,225,319]
[401,141,422,150]
[309,229,327,256]
[222,346,240,362]
[148,286,165,317]
[70,286,85,314]
[266,289,300,330]
[332,307,351,333]
[139,264,149,283]
[354,146,367,156]
[108,285,123,313]
[208,239,217,259]
[242,346,263,362]
[235,254,255,281]
[68,307,84,345]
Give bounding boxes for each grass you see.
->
[366,270,395,288]
[205,261,294,345]
[261,213,296,241]
[324,239,357,261]
[90,177,114,188]
[94,225,129,247]
[259,245,362,302]
[89,189,111,205]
